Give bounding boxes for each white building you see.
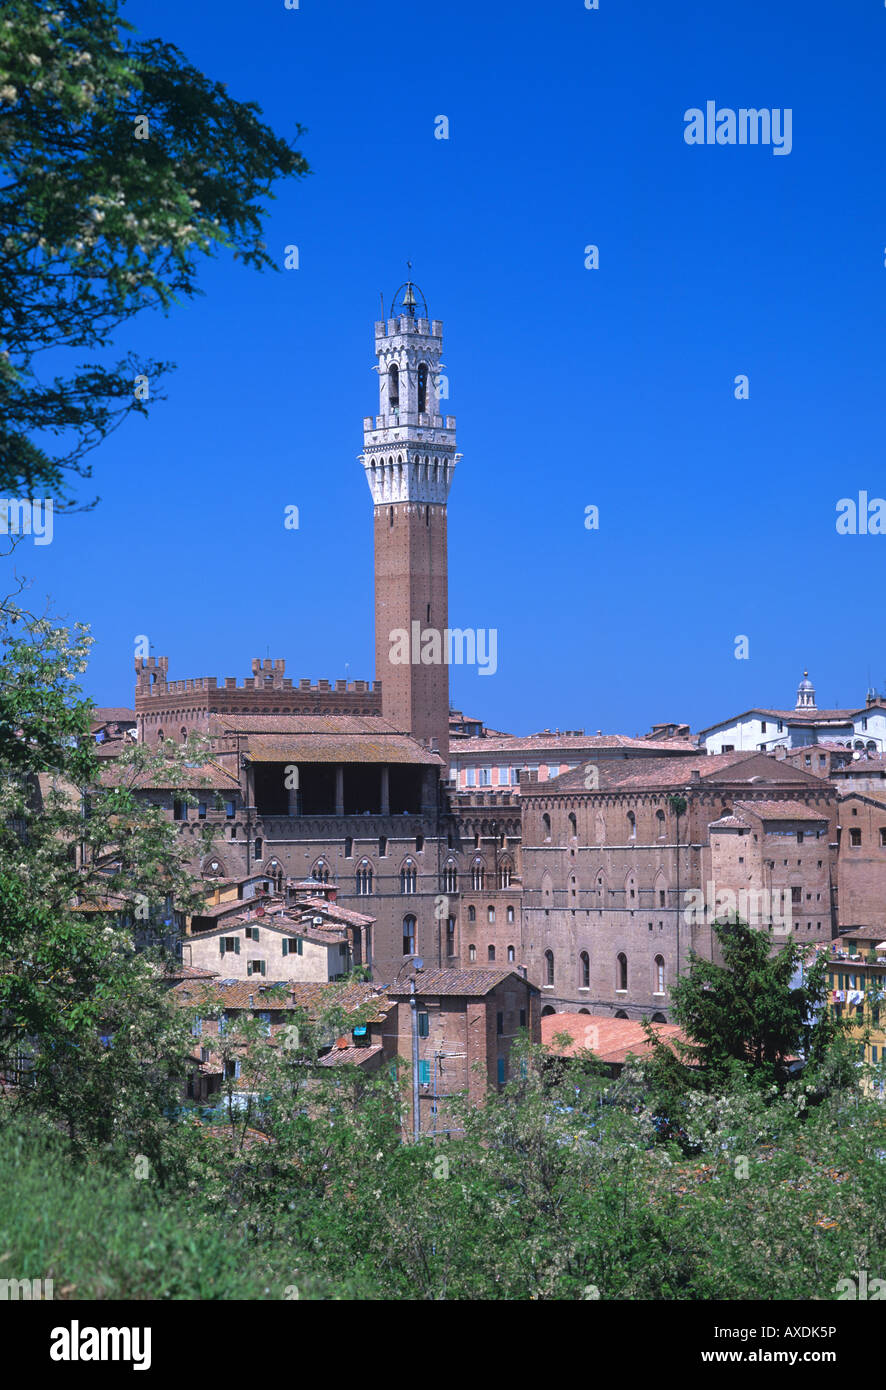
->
[699,672,886,755]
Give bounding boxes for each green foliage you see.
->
[0,603,221,1149]
[3,1038,883,1301]
[0,0,309,503]
[649,916,843,1092]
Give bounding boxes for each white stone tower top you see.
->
[360,279,461,506]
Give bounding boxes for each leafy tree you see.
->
[0,0,308,504]
[643,916,844,1100]
[0,598,221,1158]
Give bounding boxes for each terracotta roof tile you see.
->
[385,967,535,997]
[541,1012,687,1064]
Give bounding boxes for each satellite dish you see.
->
[312,915,323,926]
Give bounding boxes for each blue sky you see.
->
[22,0,886,733]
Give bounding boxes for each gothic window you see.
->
[617,953,628,991]
[544,950,555,986]
[446,916,456,952]
[471,858,485,890]
[400,859,417,894]
[627,811,636,839]
[356,860,373,895]
[568,812,578,839]
[498,859,512,889]
[388,362,399,410]
[656,809,666,838]
[443,861,458,892]
[312,859,329,883]
[402,914,416,955]
[417,361,428,414]
[542,813,552,841]
[654,955,665,993]
[254,837,263,861]
[580,950,590,988]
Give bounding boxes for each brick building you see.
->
[836,791,886,934]
[382,967,541,1138]
[519,750,838,1022]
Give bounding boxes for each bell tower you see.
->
[361,280,459,765]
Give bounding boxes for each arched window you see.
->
[580,950,590,988]
[468,943,476,962]
[487,906,495,923]
[157,728,164,743]
[498,860,512,889]
[356,860,373,895]
[443,861,458,893]
[180,727,188,743]
[617,952,628,991]
[542,813,552,841]
[312,859,329,883]
[471,858,484,890]
[400,859,417,894]
[488,945,496,962]
[507,945,515,962]
[344,836,353,858]
[402,915,416,955]
[568,812,577,839]
[541,1005,556,1017]
[627,811,636,839]
[415,833,424,853]
[417,362,428,414]
[388,362,399,410]
[544,949,554,985]
[254,837,263,861]
[468,905,476,923]
[654,955,665,993]
[656,809,666,839]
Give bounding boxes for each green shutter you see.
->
[219,940,225,956]
[234,938,240,955]
[282,939,289,957]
